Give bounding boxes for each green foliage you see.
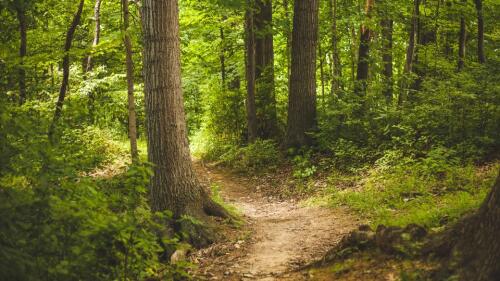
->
[291,150,317,180]
[325,148,499,228]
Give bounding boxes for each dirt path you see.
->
[192,164,360,281]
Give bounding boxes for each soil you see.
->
[191,163,362,280]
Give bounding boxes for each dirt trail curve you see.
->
[192,163,361,281]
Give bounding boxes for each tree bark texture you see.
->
[141,0,228,223]
[245,1,258,143]
[286,0,319,148]
[122,0,138,162]
[355,0,375,96]
[86,0,102,72]
[254,0,278,139]
[48,0,85,142]
[474,0,485,64]
[15,4,27,105]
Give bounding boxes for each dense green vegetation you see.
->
[0,0,499,280]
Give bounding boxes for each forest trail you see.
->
[192,163,361,280]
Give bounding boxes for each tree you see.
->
[85,0,102,72]
[48,0,85,142]
[474,0,485,64]
[457,0,467,71]
[380,1,393,103]
[399,0,419,106]
[14,1,27,105]
[141,0,229,245]
[329,0,341,94]
[355,0,375,96]
[122,0,138,161]
[286,0,319,148]
[245,0,258,142]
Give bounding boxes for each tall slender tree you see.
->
[329,0,341,94]
[286,0,319,148]
[380,1,393,103]
[48,0,85,142]
[245,0,258,142]
[355,0,375,96]
[141,0,229,245]
[85,0,102,73]
[15,2,27,105]
[457,0,467,71]
[474,0,485,64]
[122,0,138,161]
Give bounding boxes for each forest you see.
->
[0,0,499,280]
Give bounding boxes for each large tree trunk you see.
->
[474,0,485,64]
[141,0,229,245]
[48,0,85,142]
[355,0,375,96]
[85,0,102,73]
[457,0,467,71]
[381,17,393,103]
[329,0,341,95]
[122,0,138,162]
[15,4,27,105]
[254,0,278,139]
[286,0,319,148]
[245,1,258,143]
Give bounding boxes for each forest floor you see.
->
[190,162,367,280]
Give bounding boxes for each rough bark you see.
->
[457,0,467,71]
[122,0,138,162]
[141,0,229,244]
[286,0,319,148]
[381,17,393,103]
[474,0,485,64]
[85,0,102,73]
[245,1,258,143]
[48,0,85,142]
[355,0,375,96]
[329,0,341,94]
[15,4,27,105]
[254,0,278,139]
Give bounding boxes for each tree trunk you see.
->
[399,0,419,107]
[245,1,258,143]
[329,0,341,95]
[286,0,319,148]
[381,18,393,103]
[220,24,226,90]
[85,0,102,73]
[48,0,85,142]
[122,0,138,162]
[15,4,27,105]
[254,0,278,139]
[474,0,485,64]
[319,42,326,112]
[457,0,466,71]
[141,0,229,244]
[355,0,375,96]
[283,0,291,83]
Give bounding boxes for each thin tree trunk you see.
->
[15,4,27,105]
[355,0,375,96]
[122,0,138,162]
[286,0,319,148]
[283,0,291,83]
[245,1,258,142]
[474,0,485,64]
[329,0,341,94]
[458,6,466,71]
[141,0,229,243]
[399,0,419,107]
[220,24,226,90]
[319,42,326,112]
[254,0,278,139]
[85,0,102,73]
[48,0,85,142]
[381,18,393,103]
